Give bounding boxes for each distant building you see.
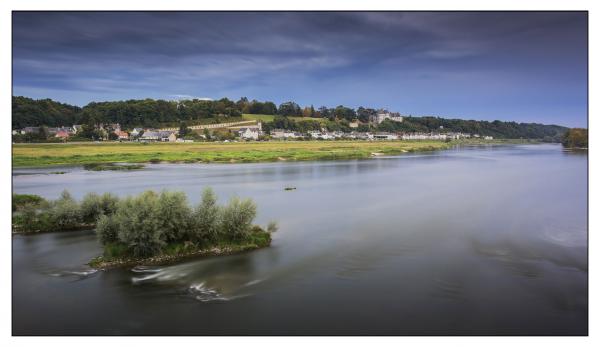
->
[372,110,403,124]
[446,132,470,140]
[401,132,446,140]
[114,130,129,140]
[373,133,398,140]
[21,127,40,134]
[484,136,493,140]
[308,131,335,140]
[139,130,174,142]
[271,129,300,139]
[55,130,70,139]
[348,132,371,140]
[105,123,121,132]
[131,128,143,137]
[22,127,39,134]
[140,131,160,141]
[46,127,59,135]
[238,127,260,140]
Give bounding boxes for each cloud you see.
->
[11,12,587,126]
[168,94,194,99]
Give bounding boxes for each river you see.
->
[12,144,588,335]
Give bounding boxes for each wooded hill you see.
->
[12,96,569,140]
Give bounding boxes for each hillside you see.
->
[12,96,569,140]
[13,96,81,129]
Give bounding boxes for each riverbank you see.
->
[12,139,536,167]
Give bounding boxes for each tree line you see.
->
[13,95,569,140]
[374,117,569,141]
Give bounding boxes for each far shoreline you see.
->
[12,139,542,168]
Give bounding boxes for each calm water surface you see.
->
[12,144,588,335]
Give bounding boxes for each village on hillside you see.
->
[12,110,494,143]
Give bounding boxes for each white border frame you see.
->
[1,1,594,345]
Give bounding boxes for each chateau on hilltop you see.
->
[371,110,404,124]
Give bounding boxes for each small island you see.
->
[12,189,277,269]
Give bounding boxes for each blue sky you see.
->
[12,12,587,127]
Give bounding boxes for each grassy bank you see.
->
[12,140,460,167]
[12,139,538,168]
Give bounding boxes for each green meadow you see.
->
[12,140,456,167]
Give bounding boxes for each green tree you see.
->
[80,192,104,223]
[49,190,81,229]
[561,128,588,148]
[192,188,221,242]
[96,214,120,245]
[277,102,302,116]
[220,197,257,240]
[157,191,192,242]
[115,191,165,257]
[179,122,190,137]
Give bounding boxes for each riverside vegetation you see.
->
[561,128,588,149]
[12,189,277,268]
[10,139,531,167]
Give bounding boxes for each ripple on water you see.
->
[539,224,587,248]
[187,282,251,302]
[131,265,162,273]
[47,268,99,281]
[188,282,226,302]
[131,268,189,284]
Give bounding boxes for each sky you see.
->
[12,12,588,127]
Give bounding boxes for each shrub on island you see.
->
[12,189,277,266]
[12,191,87,233]
[95,189,275,261]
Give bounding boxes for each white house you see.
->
[140,130,173,142]
[140,131,160,141]
[238,127,260,140]
[401,133,444,140]
[131,128,144,137]
[373,133,398,140]
[271,129,300,139]
[373,110,403,124]
[270,129,285,139]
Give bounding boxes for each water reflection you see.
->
[12,144,587,335]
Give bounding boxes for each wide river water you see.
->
[12,144,587,335]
